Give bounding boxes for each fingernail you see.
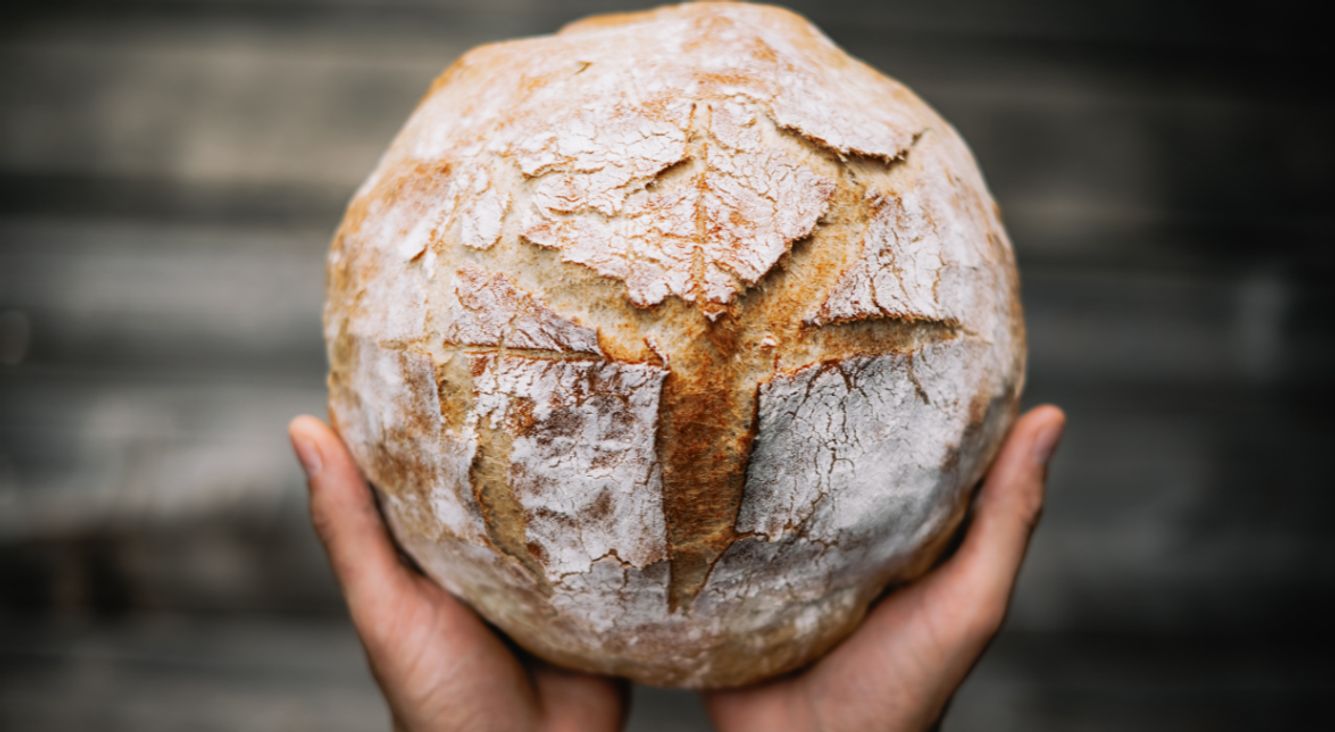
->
[292,433,323,478]
[1031,421,1064,466]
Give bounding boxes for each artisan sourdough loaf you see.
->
[325,1,1025,688]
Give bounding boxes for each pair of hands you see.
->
[288,405,1065,732]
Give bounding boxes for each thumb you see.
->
[932,404,1066,640]
[288,415,416,628]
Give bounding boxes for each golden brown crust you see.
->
[324,1,1025,688]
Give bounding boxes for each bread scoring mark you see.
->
[357,0,929,318]
[521,100,835,315]
[808,189,948,325]
[559,2,925,166]
[904,352,932,405]
[739,341,978,545]
[469,405,547,582]
[358,161,510,263]
[472,354,670,581]
[656,312,756,612]
[514,101,691,203]
[327,338,494,550]
[455,346,600,362]
[809,136,1007,329]
[653,135,970,610]
[370,332,670,586]
[426,349,491,542]
[445,266,603,355]
[689,337,1000,658]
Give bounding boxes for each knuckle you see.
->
[1016,481,1045,531]
[1022,502,1044,533]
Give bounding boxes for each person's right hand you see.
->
[705,405,1066,732]
[288,415,628,732]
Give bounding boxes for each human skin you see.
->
[288,405,1065,732]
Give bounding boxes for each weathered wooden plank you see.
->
[0,218,327,372]
[3,12,1329,219]
[3,215,1331,390]
[0,619,387,732]
[11,0,1324,58]
[0,374,322,538]
[5,171,1329,273]
[952,630,1335,731]
[0,35,438,190]
[1023,266,1335,389]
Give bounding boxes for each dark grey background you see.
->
[2,1,1332,729]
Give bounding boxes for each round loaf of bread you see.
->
[324,2,1024,688]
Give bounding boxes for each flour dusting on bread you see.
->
[325,2,1024,688]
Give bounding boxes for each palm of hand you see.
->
[290,417,626,732]
[289,406,1063,732]
[708,406,1062,731]
[363,575,627,732]
[707,557,1002,731]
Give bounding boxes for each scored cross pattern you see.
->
[323,3,1022,686]
[366,105,963,610]
[323,11,1009,675]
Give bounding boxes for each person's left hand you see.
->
[288,415,628,732]
[704,405,1065,732]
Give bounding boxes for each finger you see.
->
[288,415,415,617]
[532,663,629,732]
[935,404,1065,632]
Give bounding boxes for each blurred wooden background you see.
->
[2,0,1332,729]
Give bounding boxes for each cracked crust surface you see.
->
[325,2,1025,688]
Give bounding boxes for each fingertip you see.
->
[1013,404,1064,437]
[977,405,1063,518]
[1025,404,1066,430]
[980,404,1065,496]
[936,404,1065,615]
[288,415,327,479]
[288,414,327,440]
[289,415,362,484]
[289,417,413,615]
[1024,405,1067,468]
